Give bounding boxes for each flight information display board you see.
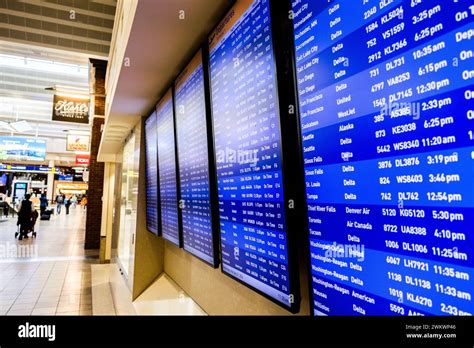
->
[145,111,159,235]
[209,0,296,309]
[174,50,218,266]
[156,90,181,246]
[292,0,474,315]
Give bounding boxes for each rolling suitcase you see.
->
[40,209,53,221]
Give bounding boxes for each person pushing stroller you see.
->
[16,194,38,240]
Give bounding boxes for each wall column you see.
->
[85,59,107,249]
[47,159,55,202]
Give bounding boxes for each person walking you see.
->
[39,193,48,216]
[0,193,9,218]
[16,194,35,240]
[71,194,78,208]
[80,195,88,210]
[55,193,64,214]
[0,195,8,218]
[65,196,72,215]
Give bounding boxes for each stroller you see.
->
[16,210,39,240]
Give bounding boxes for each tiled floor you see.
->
[0,206,97,315]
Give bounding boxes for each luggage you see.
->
[40,214,51,221]
[40,209,53,221]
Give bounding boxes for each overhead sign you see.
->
[75,154,90,166]
[52,94,90,124]
[0,136,46,161]
[66,134,90,152]
[0,164,59,173]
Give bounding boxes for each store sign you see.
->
[52,95,89,124]
[55,182,88,190]
[0,136,46,161]
[66,135,90,152]
[75,154,90,166]
[82,169,89,183]
[73,172,83,182]
[0,173,7,186]
[58,174,74,182]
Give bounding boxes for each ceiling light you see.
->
[45,85,90,99]
[54,92,90,100]
[66,130,90,136]
[11,120,33,133]
[55,85,89,93]
[0,54,88,75]
[0,120,34,133]
[0,121,15,132]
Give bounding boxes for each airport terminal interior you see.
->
[0,0,472,318]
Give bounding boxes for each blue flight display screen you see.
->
[0,174,7,186]
[175,51,216,265]
[209,0,293,307]
[157,90,180,246]
[292,0,474,315]
[145,111,159,234]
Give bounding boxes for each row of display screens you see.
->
[145,0,474,316]
[145,0,298,312]
[145,53,215,260]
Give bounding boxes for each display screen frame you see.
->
[207,0,302,313]
[290,0,474,316]
[144,110,160,235]
[156,89,183,247]
[174,47,221,268]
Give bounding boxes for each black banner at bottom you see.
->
[0,316,473,346]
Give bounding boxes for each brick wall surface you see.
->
[84,59,107,249]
